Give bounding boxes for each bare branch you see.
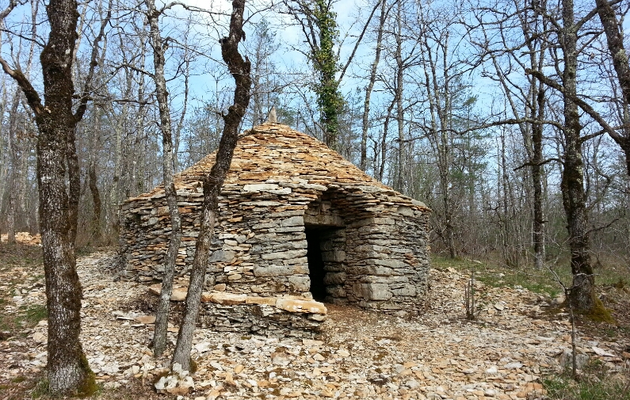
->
[74,1,112,122]
[526,68,625,144]
[338,0,382,83]
[513,157,562,171]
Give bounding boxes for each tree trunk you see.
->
[6,88,21,244]
[109,44,135,234]
[66,125,80,247]
[532,87,546,269]
[378,97,395,182]
[39,121,92,394]
[360,0,387,172]
[594,0,630,177]
[172,0,251,371]
[0,0,101,394]
[394,0,405,193]
[562,0,596,311]
[87,109,102,244]
[315,0,342,150]
[422,27,456,259]
[110,116,123,233]
[88,161,102,243]
[0,86,7,228]
[39,0,94,391]
[144,0,184,358]
[595,0,630,107]
[486,0,548,268]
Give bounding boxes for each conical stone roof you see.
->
[131,122,428,213]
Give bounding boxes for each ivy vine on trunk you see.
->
[312,0,343,150]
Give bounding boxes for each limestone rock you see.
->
[275,297,327,314]
[135,315,156,324]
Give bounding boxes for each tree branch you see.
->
[513,157,562,171]
[74,1,112,122]
[0,0,44,115]
[526,68,625,144]
[338,0,382,83]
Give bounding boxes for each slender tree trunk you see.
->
[6,88,20,244]
[66,125,80,246]
[441,133,456,259]
[0,86,7,226]
[88,161,102,242]
[109,41,134,233]
[111,117,123,232]
[133,44,149,197]
[17,135,30,232]
[144,0,184,358]
[532,87,546,269]
[562,0,596,311]
[172,0,251,371]
[378,98,395,181]
[394,0,405,193]
[487,0,548,268]
[88,109,102,243]
[360,0,387,171]
[524,0,547,270]
[422,29,456,258]
[174,58,190,173]
[499,130,511,265]
[134,71,148,196]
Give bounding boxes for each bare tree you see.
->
[0,0,108,394]
[3,0,38,244]
[172,0,251,371]
[521,0,607,312]
[143,0,184,358]
[472,0,550,268]
[418,8,459,258]
[558,0,598,312]
[246,19,282,127]
[360,0,389,171]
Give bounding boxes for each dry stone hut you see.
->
[119,123,431,335]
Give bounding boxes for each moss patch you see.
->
[584,297,616,324]
[75,350,98,398]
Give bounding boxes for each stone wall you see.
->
[344,212,429,314]
[198,303,323,338]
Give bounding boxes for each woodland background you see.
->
[1,0,629,271]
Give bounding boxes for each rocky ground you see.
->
[1,247,629,400]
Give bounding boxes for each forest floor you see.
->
[0,240,629,400]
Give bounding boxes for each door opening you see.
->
[305,227,328,302]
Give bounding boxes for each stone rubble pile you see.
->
[0,232,41,245]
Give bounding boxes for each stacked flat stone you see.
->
[118,123,431,334]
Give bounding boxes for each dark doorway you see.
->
[305,227,328,302]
